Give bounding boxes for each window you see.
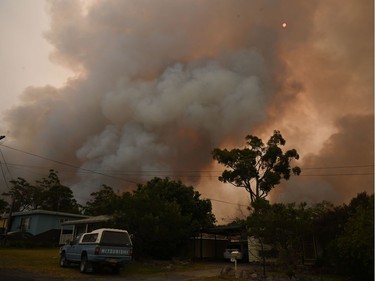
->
[81,233,98,243]
[19,217,31,231]
[71,234,82,245]
[100,231,131,246]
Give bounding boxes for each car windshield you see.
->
[100,231,131,246]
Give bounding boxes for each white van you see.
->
[223,241,248,261]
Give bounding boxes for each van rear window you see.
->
[100,231,131,246]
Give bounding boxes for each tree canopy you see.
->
[247,199,314,275]
[83,177,216,259]
[133,177,216,232]
[245,192,374,280]
[316,192,374,281]
[2,169,80,213]
[84,184,119,216]
[212,130,301,203]
[125,178,215,258]
[0,197,8,214]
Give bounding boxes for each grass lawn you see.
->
[0,247,229,280]
[0,248,345,281]
[0,248,84,279]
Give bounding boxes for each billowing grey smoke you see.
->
[273,114,374,205]
[1,0,373,219]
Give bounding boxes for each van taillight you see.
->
[95,247,100,255]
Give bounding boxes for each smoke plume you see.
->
[1,0,373,219]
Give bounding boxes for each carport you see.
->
[59,215,112,245]
[191,224,247,260]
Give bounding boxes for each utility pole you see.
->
[0,135,13,243]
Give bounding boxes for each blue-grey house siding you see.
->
[9,210,88,236]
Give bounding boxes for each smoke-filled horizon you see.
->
[0,0,373,220]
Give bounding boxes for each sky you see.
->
[0,0,373,222]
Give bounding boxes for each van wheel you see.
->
[80,255,89,273]
[59,252,69,267]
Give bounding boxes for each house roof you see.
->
[61,215,113,226]
[6,209,88,219]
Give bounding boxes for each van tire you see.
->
[80,255,89,273]
[59,252,69,267]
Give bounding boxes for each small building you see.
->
[4,209,88,244]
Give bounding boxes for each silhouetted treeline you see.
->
[246,192,374,281]
[0,170,373,280]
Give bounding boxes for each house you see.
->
[4,209,88,243]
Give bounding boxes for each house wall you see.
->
[10,213,84,236]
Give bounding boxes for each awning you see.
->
[61,215,113,226]
[201,224,245,236]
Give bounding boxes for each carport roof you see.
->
[201,224,245,236]
[61,215,112,225]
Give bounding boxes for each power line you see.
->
[0,145,253,208]
[1,143,373,211]
[0,144,139,185]
[1,160,373,175]
[0,147,14,190]
[2,161,373,179]
[302,165,374,170]
[299,172,374,177]
[0,157,10,190]
[0,144,373,179]
[0,150,13,179]
[208,198,249,207]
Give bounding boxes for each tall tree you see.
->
[42,185,80,213]
[84,184,119,215]
[0,197,8,214]
[3,170,80,213]
[212,130,301,203]
[134,177,216,233]
[37,170,80,213]
[3,177,37,212]
[113,177,216,258]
